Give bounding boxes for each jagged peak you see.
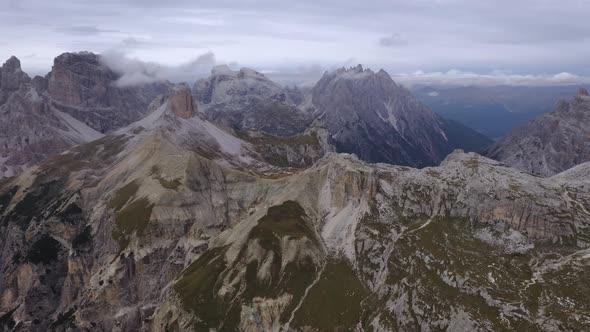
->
[1,55,31,90]
[578,88,589,97]
[3,56,22,70]
[167,83,197,118]
[325,65,396,85]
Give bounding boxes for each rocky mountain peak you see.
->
[193,65,312,136]
[168,84,197,118]
[578,88,589,96]
[311,66,491,167]
[194,65,284,105]
[0,55,31,91]
[3,56,22,70]
[53,51,101,68]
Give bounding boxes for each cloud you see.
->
[100,51,216,87]
[3,0,590,81]
[379,33,408,48]
[392,69,590,87]
[56,25,118,36]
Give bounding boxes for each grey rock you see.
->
[309,65,492,167]
[485,89,590,176]
[0,56,30,92]
[194,66,313,137]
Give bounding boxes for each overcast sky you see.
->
[2,0,590,86]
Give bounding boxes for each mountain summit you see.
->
[309,65,492,167]
[194,66,312,137]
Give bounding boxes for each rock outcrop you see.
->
[309,65,492,167]
[485,88,590,176]
[168,84,197,119]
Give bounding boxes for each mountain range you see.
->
[1,57,492,180]
[0,52,589,332]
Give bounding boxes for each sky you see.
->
[2,0,590,86]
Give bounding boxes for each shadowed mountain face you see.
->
[309,65,492,168]
[485,88,590,176]
[0,81,589,331]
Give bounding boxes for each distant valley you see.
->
[412,85,588,139]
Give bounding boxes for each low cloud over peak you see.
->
[100,51,216,87]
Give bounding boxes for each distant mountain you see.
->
[485,88,590,176]
[193,65,312,137]
[0,56,102,178]
[309,65,492,167]
[412,85,585,139]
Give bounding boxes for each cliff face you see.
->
[47,52,171,133]
[486,88,590,176]
[0,83,588,331]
